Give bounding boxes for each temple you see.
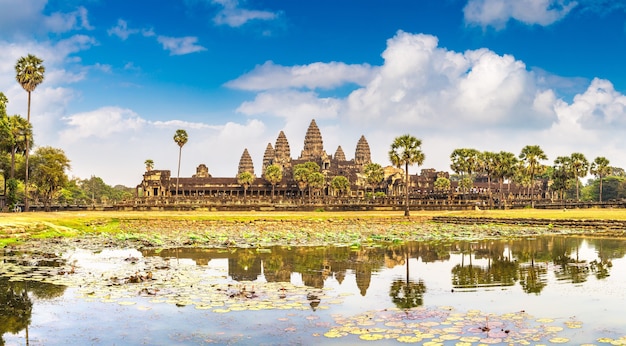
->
[137,119,444,201]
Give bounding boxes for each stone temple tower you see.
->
[237,148,254,176]
[299,119,326,161]
[273,130,291,169]
[334,146,346,161]
[262,143,275,175]
[354,135,371,165]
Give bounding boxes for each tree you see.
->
[15,54,45,211]
[173,129,188,197]
[569,152,589,201]
[481,151,498,207]
[363,163,384,194]
[293,162,320,202]
[433,176,451,192]
[493,151,518,206]
[389,134,425,217]
[519,145,548,207]
[4,115,32,179]
[144,159,154,172]
[331,175,350,197]
[449,148,481,192]
[590,157,611,202]
[237,171,255,201]
[551,156,573,201]
[308,172,325,199]
[29,146,70,211]
[263,164,282,202]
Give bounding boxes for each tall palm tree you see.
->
[173,129,188,197]
[263,164,282,202]
[389,134,425,217]
[590,156,611,202]
[493,151,518,207]
[15,54,45,211]
[569,152,588,201]
[519,145,547,207]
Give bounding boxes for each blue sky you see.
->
[2,0,626,186]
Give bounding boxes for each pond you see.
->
[1,235,625,345]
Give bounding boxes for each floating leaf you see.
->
[359,333,384,341]
[549,337,570,343]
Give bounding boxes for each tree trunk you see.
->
[24,91,31,212]
[176,146,182,197]
[404,162,410,217]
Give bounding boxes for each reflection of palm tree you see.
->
[389,278,426,309]
[389,249,426,309]
[0,278,33,344]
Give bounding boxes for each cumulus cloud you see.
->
[464,0,578,29]
[212,0,279,27]
[226,61,375,90]
[156,36,207,55]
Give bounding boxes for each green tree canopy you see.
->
[363,162,384,193]
[331,175,350,197]
[29,146,70,211]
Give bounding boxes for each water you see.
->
[1,236,625,345]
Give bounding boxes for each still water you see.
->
[1,236,625,345]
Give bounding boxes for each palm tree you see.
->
[173,129,188,197]
[493,151,518,207]
[389,134,425,217]
[590,157,611,202]
[552,156,573,201]
[363,163,384,194]
[144,159,154,172]
[569,152,589,201]
[263,164,282,202]
[6,115,32,179]
[519,145,547,207]
[481,151,498,207]
[237,171,255,201]
[15,54,45,211]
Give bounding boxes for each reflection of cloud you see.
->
[464,0,577,29]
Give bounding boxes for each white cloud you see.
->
[212,0,279,27]
[0,1,93,38]
[237,90,342,119]
[156,36,207,55]
[464,0,578,29]
[60,107,147,141]
[225,61,375,90]
[107,19,139,40]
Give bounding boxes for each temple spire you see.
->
[237,148,254,176]
[299,119,325,160]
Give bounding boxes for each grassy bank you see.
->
[1,208,625,248]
